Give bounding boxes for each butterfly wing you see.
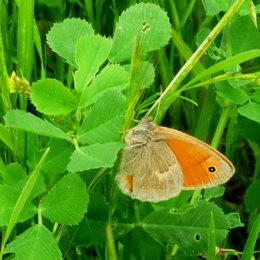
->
[117,140,183,202]
[155,127,235,189]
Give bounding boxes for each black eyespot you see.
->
[208,166,216,173]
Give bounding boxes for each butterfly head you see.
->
[125,117,156,146]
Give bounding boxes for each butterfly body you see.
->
[117,117,235,202]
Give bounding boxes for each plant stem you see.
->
[106,224,118,260]
[88,168,107,191]
[0,1,11,112]
[147,0,244,120]
[211,105,232,149]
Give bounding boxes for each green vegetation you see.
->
[0,0,259,259]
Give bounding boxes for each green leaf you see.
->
[1,163,27,186]
[226,213,243,229]
[18,175,46,200]
[42,139,73,175]
[251,89,260,103]
[0,172,46,226]
[123,61,155,89]
[216,81,249,105]
[71,192,109,246]
[121,227,164,259]
[143,200,230,254]
[4,224,62,260]
[238,102,260,124]
[245,182,260,213]
[207,213,217,260]
[41,173,88,225]
[67,142,123,172]
[79,64,129,107]
[71,192,134,246]
[0,123,14,151]
[46,18,94,66]
[25,133,42,170]
[75,35,112,94]
[109,3,171,62]
[0,184,36,226]
[238,115,260,142]
[230,15,260,55]
[153,190,194,209]
[204,186,225,200]
[4,110,70,140]
[31,79,77,115]
[77,89,126,144]
[202,0,252,16]
[202,0,230,15]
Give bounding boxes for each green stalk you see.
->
[88,168,107,191]
[0,0,11,112]
[147,0,244,120]
[123,38,145,131]
[106,224,118,260]
[171,27,205,75]
[17,0,34,80]
[17,0,34,112]
[179,0,197,30]
[165,0,180,30]
[185,72,260,91]
[211,105,233,149]
[248,141,260,183]
[195,85,216,141]
[84,0,94,25]
[33,21,46,79]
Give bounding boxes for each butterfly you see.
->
[116,117,235,202]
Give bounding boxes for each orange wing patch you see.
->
[167,139,221,187]
[121,174,134,192]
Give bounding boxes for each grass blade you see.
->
[1,148,50,251]
[241,213,260,260]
